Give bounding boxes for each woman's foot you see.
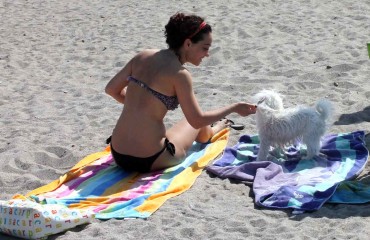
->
[212,118,245,132]
[211,118,232,135]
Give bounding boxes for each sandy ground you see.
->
[1,0,369,239]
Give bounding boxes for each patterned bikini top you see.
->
[127,76,179,111]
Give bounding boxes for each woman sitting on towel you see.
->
[105,12,257,173]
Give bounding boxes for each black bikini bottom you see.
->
[108,137,176,173]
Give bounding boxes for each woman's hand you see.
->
[234,102,257,116]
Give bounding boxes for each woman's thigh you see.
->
[166,118,206,156]
[150,119,200,171]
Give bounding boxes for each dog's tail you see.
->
[315,99,333,121]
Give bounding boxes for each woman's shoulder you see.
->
[136,49,160,57]
[133,49,191,79]
[131,49,163,65]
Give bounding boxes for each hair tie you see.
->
[188,21,207,39]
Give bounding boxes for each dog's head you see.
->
[252,90,284,111]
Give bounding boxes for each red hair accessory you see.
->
[188,21,207,39]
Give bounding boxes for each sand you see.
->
[1,0,370,239]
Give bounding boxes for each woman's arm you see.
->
[105,58,133,104]
[175,70,256,129]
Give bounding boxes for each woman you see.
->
[105,12,256,173]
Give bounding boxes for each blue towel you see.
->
[207,131,369,212]
[328,175,370,204]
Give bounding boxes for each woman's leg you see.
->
[150,119,229,171]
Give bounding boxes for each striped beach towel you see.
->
[207,131,369,213]
[13,129,229,219]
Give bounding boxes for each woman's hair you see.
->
[164,12,212,50]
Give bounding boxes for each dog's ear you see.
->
[250,94,261,105]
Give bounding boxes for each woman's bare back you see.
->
[111,49,183,157]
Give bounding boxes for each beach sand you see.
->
[1,0,369,239]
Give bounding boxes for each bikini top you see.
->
[127,76,179,111]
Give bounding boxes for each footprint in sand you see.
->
[33,146,75,169]
[334,80,360,89]
[328,63,359,72]
[365,91,370,99]
[288,81,324,91]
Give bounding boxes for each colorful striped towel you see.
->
[207,131,369,213]
[13,129,229,219]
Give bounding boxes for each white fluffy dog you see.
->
[252,90,333,161]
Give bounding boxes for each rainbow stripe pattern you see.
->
[15,129,229,219]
